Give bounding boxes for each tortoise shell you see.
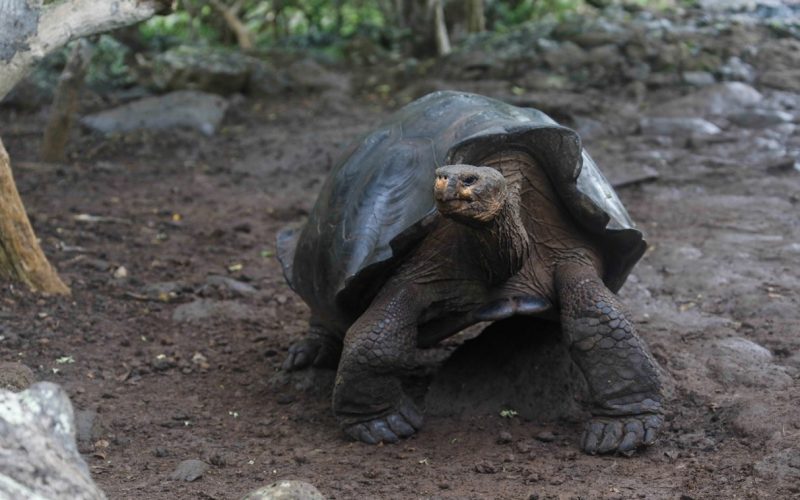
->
[277,91,645,329]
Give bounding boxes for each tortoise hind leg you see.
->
[556,263,664,455]
[332,287,424,444]
[282,320,342,371]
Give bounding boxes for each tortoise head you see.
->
[434,165,509,225]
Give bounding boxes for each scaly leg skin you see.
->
[282,322,342,371]
[556,264,664,456]
[332,288,424,444]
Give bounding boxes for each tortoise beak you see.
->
[434,175,459,202]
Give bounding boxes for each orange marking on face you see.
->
[458,187,473,200]
[435,177,448,192]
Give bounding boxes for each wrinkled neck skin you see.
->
[453,185,529,285]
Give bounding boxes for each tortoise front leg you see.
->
[332,287,424,444]
[556,264,664,455]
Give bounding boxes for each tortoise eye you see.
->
[462,175,478,186]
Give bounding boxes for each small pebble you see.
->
[497,430,513,444]
[515,441,533,454]
[535,431,556,443]
[474,461,497,474]
[170,459,208,482]
[0,362,36,391]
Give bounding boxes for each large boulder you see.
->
[0,382,106,499]
[150,46,254,95]
[81,90,229,136]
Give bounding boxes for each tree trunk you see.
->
[429,0,451,56]
[467,0,486,33]
[40,39,93,163]
[0,139,69,294]
[208,0,254,51]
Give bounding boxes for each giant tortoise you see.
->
[277,91,664,455]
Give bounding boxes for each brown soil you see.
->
[1,78,799,499]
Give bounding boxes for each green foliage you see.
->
[490,0,585,31]
[136,0,591,54]
[86,36,136,88]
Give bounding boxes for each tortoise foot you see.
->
[343,399,423,445]
[282,336,340,371]
[581,413,663,456]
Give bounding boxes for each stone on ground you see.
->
[81,91,229,136]
[707,337,792,388]
[241,480,325,500]
[0,361,35,391]
[0,382,106,499]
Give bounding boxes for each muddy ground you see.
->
[2,34,800,500]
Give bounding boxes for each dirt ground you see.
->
[2,48,800,499]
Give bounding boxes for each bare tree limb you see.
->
[0,0,170,100]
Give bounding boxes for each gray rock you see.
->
[707,337,792,388]
[731,400,778,439]
[151,46,253,95]
[205,275,258,296]
[697,0,757,10]
[568,20,629,48]
[541,40,587,70]
[760,69,800,92]
[0,362,35,391]
[141,281,190,301]
[640,117,722,137]
[75,409,106,449]
[718,56,755,83]
[171,299,255,323]
[651,82,762,117]
[81,91,229,136]
[241,480,325,500]
[246,60,293,97]
[728,109,794,129]
[0,382,106,499]
[753,448,800,484]
[519,70,571,91]
[170,459,208,482]
[682,71,716,87]
[535,431,557,443]
[283,58,350,94]
[587,44,624,69]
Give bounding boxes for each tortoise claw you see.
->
[343,399,423,445]
[282,335,340,371]
[581,413,663,456]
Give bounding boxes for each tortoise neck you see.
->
[464,181,529,285]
